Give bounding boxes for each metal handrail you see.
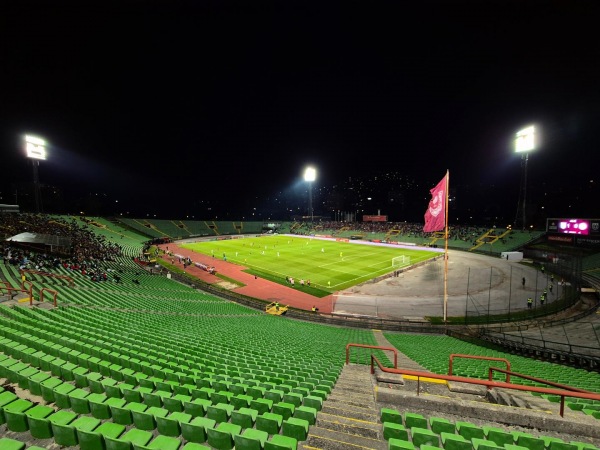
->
[370,354,600,417]
[346,343,398,368]
[449,353,511,382]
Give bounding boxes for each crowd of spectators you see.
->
[1,213,124,282]
[293,220,492,243]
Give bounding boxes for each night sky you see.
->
[2,0,599,220]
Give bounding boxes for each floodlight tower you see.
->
[25,135,47,213]
[514,126,536,231]
[304,166,316,223]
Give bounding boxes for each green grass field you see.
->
[181,236,440,296]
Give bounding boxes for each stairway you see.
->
[300,363,387,450]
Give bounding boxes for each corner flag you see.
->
[423,173,447,232]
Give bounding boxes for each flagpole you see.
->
[444,170,450,323]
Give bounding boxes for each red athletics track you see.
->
[157,243,335,314]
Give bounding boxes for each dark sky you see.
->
[2,0,600,219]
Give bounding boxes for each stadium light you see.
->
[304,166,316,223]
[514,126,536,230]
[24,134,47,213]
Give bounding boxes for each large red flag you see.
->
[423,174,447,232]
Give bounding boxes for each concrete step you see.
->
[302,363,386,449]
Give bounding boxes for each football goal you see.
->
[392,255,410,268]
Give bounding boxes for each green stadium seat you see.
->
[105,428,153,450]
[182,443,211,450]
[516,434,546,450]
[110,398,134,425]
[40,377,63,402]
[234,428,269,450]
[483,426,515,447]
[156,410,192,437]
[381,408,403,424]
[27,370,51,395]
[456,421,485,440]
[282,417,309,441]
[184,398,212,418]
[55,415,100,447]
[405,412,428,429]
[256,411,283,434]
[293,405,317,425]
[441,431,472,450]
[206,422,242,450]
[26,404,55,439]
[383,422,409,441]
[53,382,77,408]
[411,427,440,448]
[181,416,216,444]
[273,402,295,420]
[231,393,253,410]
[206,403,234,423]
[4,398,34,432]
[250,397,273,414]
[430,417,455,434]
[69,388,92,414]
[78,421,126,450]
[473,438,504,450]
[133,434,182,450]
[0,438,25,450]
[389,438,416,450]
[132,405,168,430]
[264,434,298,450]
[303,395,323,411]
[549,443,578,450]
[231,407,258,429]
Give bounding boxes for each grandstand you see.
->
[0,213,599,449]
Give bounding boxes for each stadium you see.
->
[0,208,599,450]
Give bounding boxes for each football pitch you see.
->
[181,236,440,296]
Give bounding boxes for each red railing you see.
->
[370,354,600,417]
[20,269,74,287]
[39,288,58,307]
[346,343,398,368]
[449,353,511,382]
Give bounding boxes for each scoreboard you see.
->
[546,218,600,246]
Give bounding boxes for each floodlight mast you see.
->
[514,126,536,231]
[25,135,47,213]
[304,166,316,223]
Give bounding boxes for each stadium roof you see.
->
[6,232,72,253]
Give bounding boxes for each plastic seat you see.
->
[164,393,192,412]
[53,382,76,408]
[54,415,100,447]
[206,403,235,423]
[388,440,418,450]
[0,437,26,450]
[231,407,258,429]
[264,434,298,450]
[27,370,51,396]
[40,377,63,402]
[132,405,168,430]
[250,397,273,414]
[234,428,269,450]
[156,410,192,437]
[26,404,55,439]
[282,417,309,441]
[181,416,215,444]
[206,422,242,450]
[256,411,283,434]
[456,421,485,441]
[105,428,153,450]
[383,422,409,441]
[4,398,34,432]
[184,398,212,418]
[430,417,455,434]
[78,421,126,450]
[109,398,133,425]
[69,388,92,414]
[483,426,515,447]
[405,413,428,429]
[411,427,440,448]
[381,408,403,424]
[273,402,295,420]
[441,431,472,450]
[516,434,546,450]
[134,434,182,450]
[473,438,504,450]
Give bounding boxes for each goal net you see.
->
[392,255,410,268]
